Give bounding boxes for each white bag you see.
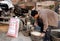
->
[7,16,20,38]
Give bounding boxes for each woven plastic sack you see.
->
[7,16,20,38]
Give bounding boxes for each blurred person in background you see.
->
[55,1,59,14]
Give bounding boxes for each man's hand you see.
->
[40,33,45,38]
[34,22,37,26]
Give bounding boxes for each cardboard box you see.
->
[0,24,9,32]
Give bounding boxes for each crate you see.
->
[51,31,60,41]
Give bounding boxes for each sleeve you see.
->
[41,13,48,32]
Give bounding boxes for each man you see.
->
[31,9,58,41]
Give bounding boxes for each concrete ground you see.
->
[0,32,32,41]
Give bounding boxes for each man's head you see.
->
[31,10,39,19]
